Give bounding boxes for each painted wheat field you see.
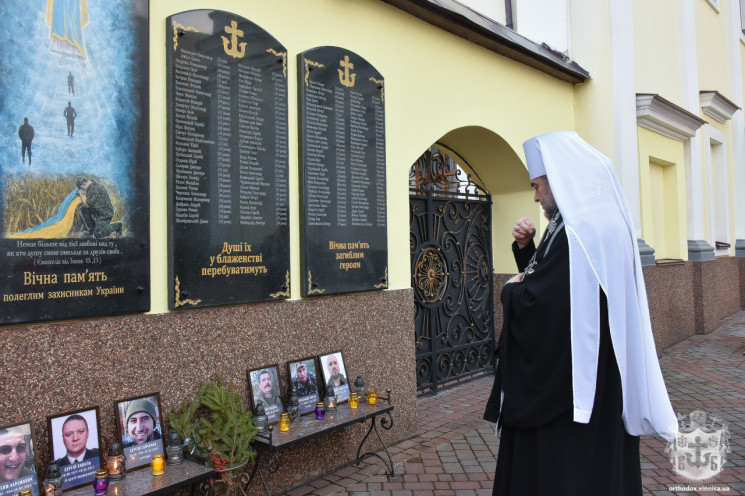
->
[3,174,125,237]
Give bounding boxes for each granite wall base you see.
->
[642,262,696,351]
[692,257,742,334]
[0,289,416,494]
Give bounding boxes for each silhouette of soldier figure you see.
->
[18,117,34,165]
[68,71,75,95]
[64,101,77,137]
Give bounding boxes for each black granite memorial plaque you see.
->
[299,47,388,296]
[167,10,290,308]
[0,0,149,325]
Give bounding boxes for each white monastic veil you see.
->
[523,131,678,441]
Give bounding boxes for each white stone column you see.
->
[728,0,745,256]
[680,0,715,260]
[608,0,656,263]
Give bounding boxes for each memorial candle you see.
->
[278,413,290,432]
[93,470,109,496]
[315,402,325,419]
[42,462,64,496]
[105,442,125,480]
[151,454,165,475]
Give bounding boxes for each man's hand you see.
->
[507,272,524,284]
[512,217,536,249]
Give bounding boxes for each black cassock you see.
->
[484,215,641,496]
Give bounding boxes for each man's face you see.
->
[127,412,154,445]
[62,419,88,459]
[296,364,308,383]
[327,356,340,379]
[531,176,557,219]
[0,433,26,482]
[259,372,272,397]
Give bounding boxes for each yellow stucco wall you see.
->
[571,0,616,161]
[438,127,537,274]
[149,0,575,311]
[633,0,683,104]
[696,0,732,97]
[637,127,687,259]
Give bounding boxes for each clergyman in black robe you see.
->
[484,175,641,496]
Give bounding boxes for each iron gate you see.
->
[410,146,495,393]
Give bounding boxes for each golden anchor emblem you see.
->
[222,20,247,59]
[338,55,356,87]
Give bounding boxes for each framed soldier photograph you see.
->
[114,393,164,470]
[319,351,350,403]
[287,357,321,415]
[0,421,39,496]
[247,366,284,423]
[47,408,101,492]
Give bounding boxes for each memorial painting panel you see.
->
[0,0,150,324]
[167,10,290,308]
[299,47,388,296]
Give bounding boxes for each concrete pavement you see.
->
[287,310,745,496]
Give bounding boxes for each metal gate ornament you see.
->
[410,146,494,392]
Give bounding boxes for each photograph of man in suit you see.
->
[55,415,98,466]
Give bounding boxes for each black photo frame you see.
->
[319,351,350,403]
[114,393,165,470]
[47,407,102,492]
[287,357,321,415]
[247,365,284,423]
[0,421,40,496]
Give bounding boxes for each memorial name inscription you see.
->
[167,10,290,308]
[299,47,388,296]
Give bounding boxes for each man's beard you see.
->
[542,197,558,219]
[331,372,340,380]
[543,205,557,219]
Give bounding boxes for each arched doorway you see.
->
[409,143,495,394]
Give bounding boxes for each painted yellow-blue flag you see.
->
[9,190,81,239]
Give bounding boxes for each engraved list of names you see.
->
[299,47,387,296]
[167,10,290,308]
